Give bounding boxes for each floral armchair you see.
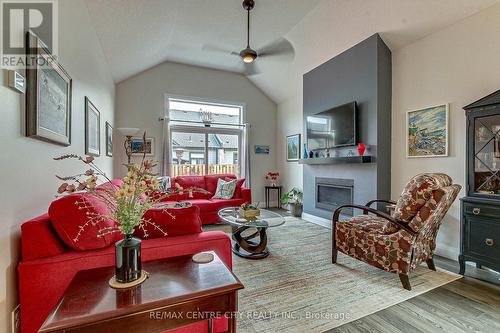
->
[332,173,461,290]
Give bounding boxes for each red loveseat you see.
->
[164,174,252,224]
[18,207,233,333]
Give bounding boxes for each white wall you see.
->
[276,95,303,192]
[114,62,277,202]
[0,1,115,331]
[392,4,500,259]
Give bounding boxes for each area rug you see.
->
[206,217,462,333]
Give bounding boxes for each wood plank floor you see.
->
[328,258,500,333]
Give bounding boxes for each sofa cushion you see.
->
[173,175,210,200]
[212,178,238,199]
[48,193,120,251]
[205,174,236,194]
[180,198,243,213]
[21,214,67,261]
[138,206,202,238]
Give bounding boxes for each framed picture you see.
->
[85,97,100,156]
[26,31,72,146]
[105,122,113,157]
[287,134,301,161]
[131,137,155,156]
[254,145,270,154]
[406,104,449,158]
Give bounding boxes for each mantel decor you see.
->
[26,31,72,146]
[53,134,206,286]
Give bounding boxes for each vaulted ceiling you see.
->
[85,0,500,103]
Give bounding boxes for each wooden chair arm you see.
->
[332,204,417,236]
[365,199,396,209]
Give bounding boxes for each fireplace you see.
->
[315,178,354,216]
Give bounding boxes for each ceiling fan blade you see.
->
[202,44,239,57]
[256,38,294,59]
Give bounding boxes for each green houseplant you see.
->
[281,187,303,217]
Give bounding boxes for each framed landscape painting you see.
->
[406,104,449,158]
[105,122,113,157]
[254,145,270,154]
[131,137,155,156]
[26,31,72,146]
[287,134,301,161]
[85,97,100,156]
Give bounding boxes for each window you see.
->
[164,96,245,178]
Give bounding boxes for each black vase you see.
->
[115,234,142,283]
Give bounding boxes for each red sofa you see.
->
[18,207,233,333]
[165,174,252,224]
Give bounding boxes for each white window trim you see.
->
[162,94,246,177]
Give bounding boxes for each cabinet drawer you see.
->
[463,202,500,219]
[466,217,500,261]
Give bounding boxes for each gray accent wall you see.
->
[303,34,392,220]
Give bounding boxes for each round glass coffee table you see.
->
[218,207,285,259]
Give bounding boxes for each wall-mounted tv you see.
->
[306,101,357,151]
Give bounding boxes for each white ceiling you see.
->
[85,0,500,103]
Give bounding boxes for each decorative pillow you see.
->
[157,176,172,193]
[138,205,202,238]
[49,193,120,251]
[212,178,238,200]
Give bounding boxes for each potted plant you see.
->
[239,202,260,218]
[281,187,303,217]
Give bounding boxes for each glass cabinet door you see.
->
[474,114,500,195]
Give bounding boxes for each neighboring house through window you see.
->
[163,96,246,178]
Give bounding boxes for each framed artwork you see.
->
[131,137,155,156]
[26,31,72,146]
[254,145,270,154]
[85,97,100,156]
[287,134,301,161]
[105,122,113,157]
[406,104,449,158]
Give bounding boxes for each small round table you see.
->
[218,207,285,259]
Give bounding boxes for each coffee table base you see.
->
[232,226,270,259]
[232,243,269,259]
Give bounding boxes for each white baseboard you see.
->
[434,244,459,261]
[301,212,332,229]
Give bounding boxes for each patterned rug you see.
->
[205,217,461,333]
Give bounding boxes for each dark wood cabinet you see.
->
[460,90,500,275]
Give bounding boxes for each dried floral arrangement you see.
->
[54,142,204,240]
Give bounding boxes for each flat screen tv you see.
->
[306,101,357,151]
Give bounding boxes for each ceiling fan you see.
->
[204,0,294,75]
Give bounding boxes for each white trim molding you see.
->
[301,213,332,229]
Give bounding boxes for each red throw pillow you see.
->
[49,193,120,251]
[138,205,202,238]
[229,178,245,199]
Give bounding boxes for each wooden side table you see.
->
[39,252,243,333]
[265,186,282,208]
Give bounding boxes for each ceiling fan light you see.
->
[240,48,257,63]
[243,54,256,63]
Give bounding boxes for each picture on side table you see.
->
[286,134,301,161]
[26,31,72,146]
[85,97,100,156]
[105,122,113,157]
[406,104,448,158]
[131,137,155,156]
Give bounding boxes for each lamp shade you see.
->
[117,128,140,137]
